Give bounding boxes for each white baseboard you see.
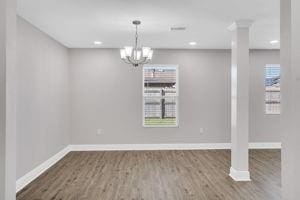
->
[16,142,281,193]
[70,142,281,151]
[16,146,71,193]
[229,167,251,181]
[249,142,281,149]
[69,143,231,151]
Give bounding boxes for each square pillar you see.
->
[0,0,17,199]
[281,0,300,199]
[228,20,252,181]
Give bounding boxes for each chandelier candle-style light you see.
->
[120,20,153,67]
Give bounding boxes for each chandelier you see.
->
[120,20,153,67]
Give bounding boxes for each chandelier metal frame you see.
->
[120,20,153,67]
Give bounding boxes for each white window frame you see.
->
[143,64,179,128]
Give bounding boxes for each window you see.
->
[143,65,178,127]
[265,64,281,114]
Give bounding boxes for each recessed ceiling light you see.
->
[94,41,102,45]
[189,42,197,46]
[270,40,279,45]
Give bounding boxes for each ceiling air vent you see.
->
[170,27,186,31]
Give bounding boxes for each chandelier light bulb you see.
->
[142,47,151,57]
[147,50,153,60]
[124,46,133,57]
[120,49,126,59]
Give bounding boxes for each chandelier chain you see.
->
[135,24,138,51]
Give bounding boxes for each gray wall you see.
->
[70,48,280,145]
[16,17,70,179]
[70,49,231,144]
[249,50,281,142]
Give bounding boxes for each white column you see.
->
[281,0,300,199]
[228,20,252,181]
[0,0,17,199]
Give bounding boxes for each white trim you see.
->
[249,142,281,149]
[229,167,251,181]
[69,143,231,151]
[70,143,281,151]
[16,146,71,193]
[228,19,253,31]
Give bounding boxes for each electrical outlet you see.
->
[96,129,102,135]
[200,128,204,134]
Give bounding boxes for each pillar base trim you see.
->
[229,167,251,181]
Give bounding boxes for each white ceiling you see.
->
[17,0,280,49]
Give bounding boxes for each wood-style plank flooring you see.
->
[17,150,281,200]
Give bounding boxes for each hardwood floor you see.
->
[17,150,281,200]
